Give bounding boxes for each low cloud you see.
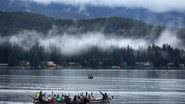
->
[28,0,185,12]
[0,28,183,56]
[7,31,148,55]
[155,29,184,49]
[39,33,148,55]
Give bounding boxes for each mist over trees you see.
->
[0,11,185,69]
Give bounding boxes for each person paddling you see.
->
[99,91,108,100]
[34,91,49,104]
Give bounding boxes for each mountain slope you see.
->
[0,11,163,40]
[0,11,54,36]
[0,0,185,28]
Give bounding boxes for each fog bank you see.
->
[28,0,185,13]
[0,29,183,56]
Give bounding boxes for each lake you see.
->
[0,69,185,104]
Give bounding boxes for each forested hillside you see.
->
[0,11,185,69]
[1,0,185,28]
[0,11,163,38]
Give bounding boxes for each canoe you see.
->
[90,99,111,104]
[32,91,111,104]
[33,99,111,104]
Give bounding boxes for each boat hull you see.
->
[33,99,111,104]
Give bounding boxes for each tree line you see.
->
[0,42,184,69]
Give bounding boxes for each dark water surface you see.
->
[0,69,185,104]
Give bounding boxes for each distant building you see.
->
[179,64,185,68]
[136,61,153,68]
[167,62,175,67]
[40,61,57,68]
[143,62,153,67]
[111,66,121,69]
[68,62,81,68]
[47,61,57,67]
[0,63,8,68]
[136,62,144,67]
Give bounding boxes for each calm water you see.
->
[0,69,185,104]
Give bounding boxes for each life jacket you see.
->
[56,96,61,102]
[50,98,54,104]
[48,96,51,101]
[60,96,65,103]
[36,92,40,98]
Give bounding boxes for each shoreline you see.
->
[0,66,185,70]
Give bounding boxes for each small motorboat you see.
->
[88,74,94,79]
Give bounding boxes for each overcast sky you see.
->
[29,0,185,12]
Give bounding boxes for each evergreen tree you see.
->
[29,44,40,68]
